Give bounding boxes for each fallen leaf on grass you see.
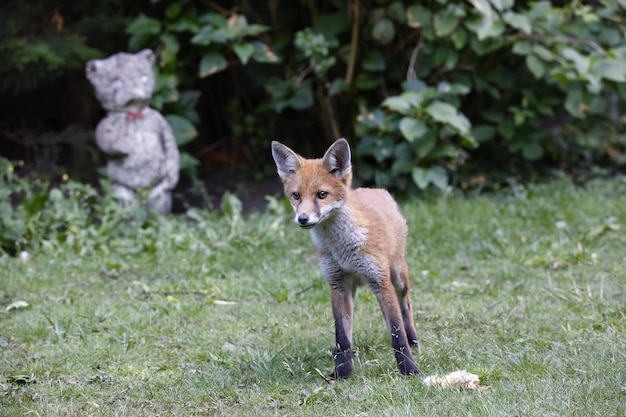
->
[423,370,488,390]
[344,392,364,402]
[7,374,36,384]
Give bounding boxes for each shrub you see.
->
[0,156,288,258]
[124,1,626,193]
[355,0,626,191]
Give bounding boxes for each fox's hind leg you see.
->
[373,264,421,376]
[392,261,419,349]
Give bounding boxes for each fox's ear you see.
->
[271,141,303,179]
[322,138,352,179]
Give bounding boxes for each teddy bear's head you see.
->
[86,49,155,113]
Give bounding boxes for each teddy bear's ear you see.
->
[85,60,100,79]
[137,49,155,65]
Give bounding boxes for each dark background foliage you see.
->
[1,0,626,193]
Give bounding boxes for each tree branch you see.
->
[345,0,360,85]
[406,36,424,81]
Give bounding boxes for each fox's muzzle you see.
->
[296,213,316,229]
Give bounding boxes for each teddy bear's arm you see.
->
[94,118,128,157]
[158,114,180,190]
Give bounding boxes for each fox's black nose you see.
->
[297,215,309,225]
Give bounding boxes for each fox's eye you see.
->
[317,191,328,199]
[292,192,301,201]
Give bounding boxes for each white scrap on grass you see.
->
[6,301,29,312]
[212,299,236,305]
[423,370,487,390]
[19,251,29,262]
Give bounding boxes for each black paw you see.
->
[332,346,354,379]
[331,362,353,380]
[399,361,423,377]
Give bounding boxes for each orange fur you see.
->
[271,139,421,379]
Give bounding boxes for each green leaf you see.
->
[532,45,554,61]
[328,78,348,95]
[590,58,626,82]
[289,85,314,110]
[406,5,432,29]
[437,81,470,95]
[391,148,414,175]
[362,51,386,72]
[179,151,200,177]
[415,130,437,158]
[160,34,180,55]
[233,43,254,65]
[165,115,197,146]
[387,2,407,24]
[466,0,506,40]
[429,166,449,189]
[564,89,585,118]
[498,121,515,139]
[241,24,270,37]
[526,55,545,79]
[265,77,289,101]
[399,118,428,143]
[372,18,395,45]
[466,14,505,40]
[468,0,495,18]
[221,15,269,39]
[222,14,248,39]
[403,79,428,92]
[451,28,468,50]
[356,110,386,129]
[529,1,551,20]
[425,101,456,118]
[179,91,201,120]
[522,141,543,160]
[561,47,589,76]
[503,11,531,35]
[191,26,227,46]
[199,53,228,77]
[411,166,448,189]
[412,167,429,189]
[250,41,280,63]
[489,0,514,11]
[472,125,496,143]
[126,14,162,36]
[382,92,423,113]
[165,2,182,20]
[512,40,532,55]
[221,192,243,219]
[167,18,199,33]
[425,101,471,136]
[588,96,607,115]
[434,9,459,37]
[313,12,349,38]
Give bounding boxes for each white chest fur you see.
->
[310,205,380,282]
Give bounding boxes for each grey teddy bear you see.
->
[86,49,179,214]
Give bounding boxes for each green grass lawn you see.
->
[1,179,625,416]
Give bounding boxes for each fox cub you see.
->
[271,138,421,379]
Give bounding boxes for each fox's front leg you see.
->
[319,262,357,380]
[329,281,356,379]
